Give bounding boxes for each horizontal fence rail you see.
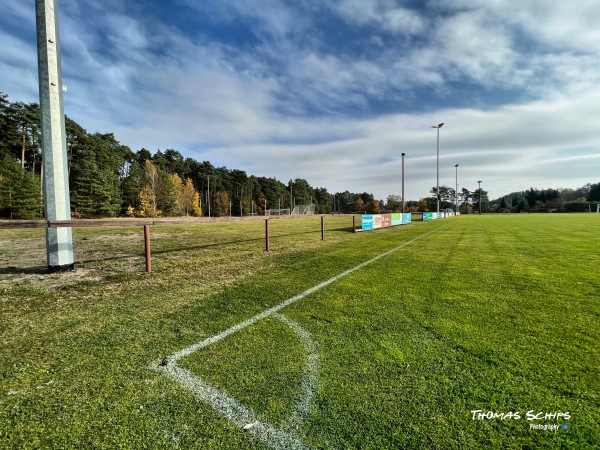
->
[0,214,361,230]
[0,215,365,273]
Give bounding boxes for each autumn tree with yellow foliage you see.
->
[138,160,162,217]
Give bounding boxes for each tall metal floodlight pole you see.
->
[431,123,444,213]
[401,153,406,214]
[36,0,74,272]
[454,164,459,213]
[478,180,483,213]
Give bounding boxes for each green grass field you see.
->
[1,215,599,449]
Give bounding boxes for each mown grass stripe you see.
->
[155,363,309,450]
[155,223,450,449]
[272,313,320,433]
[164,223,449,365]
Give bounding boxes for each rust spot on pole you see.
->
[144,225,152,273]
[265,219,270,252]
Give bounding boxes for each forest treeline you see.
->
[489,186,600,213]
[1,91,598,219]
[0,91,388,219]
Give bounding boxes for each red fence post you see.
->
[144,225,152,273]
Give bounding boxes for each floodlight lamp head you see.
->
[402,152,406,156]
[431,122,444,128]
[455,164,459,167]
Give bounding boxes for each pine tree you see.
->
[213,191,230,217]
[120,161,143,213]
[159,173,176,216]
[0,155,42,219]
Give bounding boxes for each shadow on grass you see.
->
[150,227,355,256]
[0,227,356,273]
[0,265,47,275]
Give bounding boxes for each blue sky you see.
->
[2,0,600,200]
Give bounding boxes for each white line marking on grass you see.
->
[272,313,320,433]
[153,224,448,449]
[164,224,447,365]
[154,361,309,450]
[153,313,320,449]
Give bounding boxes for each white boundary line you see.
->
[272,313,320,433]
[162,224,447,366]
[153,224,448,449]
[153,313,319,450]
[154,355,310,449]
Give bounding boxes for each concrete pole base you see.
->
[48,263,75,273]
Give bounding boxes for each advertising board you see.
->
[361,213,414,231]
[382,214,392,228]
[372,215,383,229]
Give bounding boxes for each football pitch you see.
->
[1,214,599,449]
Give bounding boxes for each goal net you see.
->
[266,208,290,216]
[291,204,316,215]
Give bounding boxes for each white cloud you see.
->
[439,0,600,52]
[2,0,599,203]
[430,10,519,85]
[186,83,600,200]
[332,0,427,36]
[0,31,39,100]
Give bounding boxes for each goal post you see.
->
[266,208,290,216]
[291,204,316,215]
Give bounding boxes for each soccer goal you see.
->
[266,208,290,216]
[291,204,316,215]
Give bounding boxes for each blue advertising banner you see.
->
[401,213,411,224]
[391,213,402,226]
[361,215,374,230]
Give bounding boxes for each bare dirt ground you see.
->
[0,231,144,288]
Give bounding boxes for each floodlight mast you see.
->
[431,123,444,213]
[478,180,483,213]
[401,153,406,214]
[454,164,459,213]
[36,0,74,272]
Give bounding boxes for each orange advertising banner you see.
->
[382,214,392,228]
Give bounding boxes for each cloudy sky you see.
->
[2,0,599,200]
